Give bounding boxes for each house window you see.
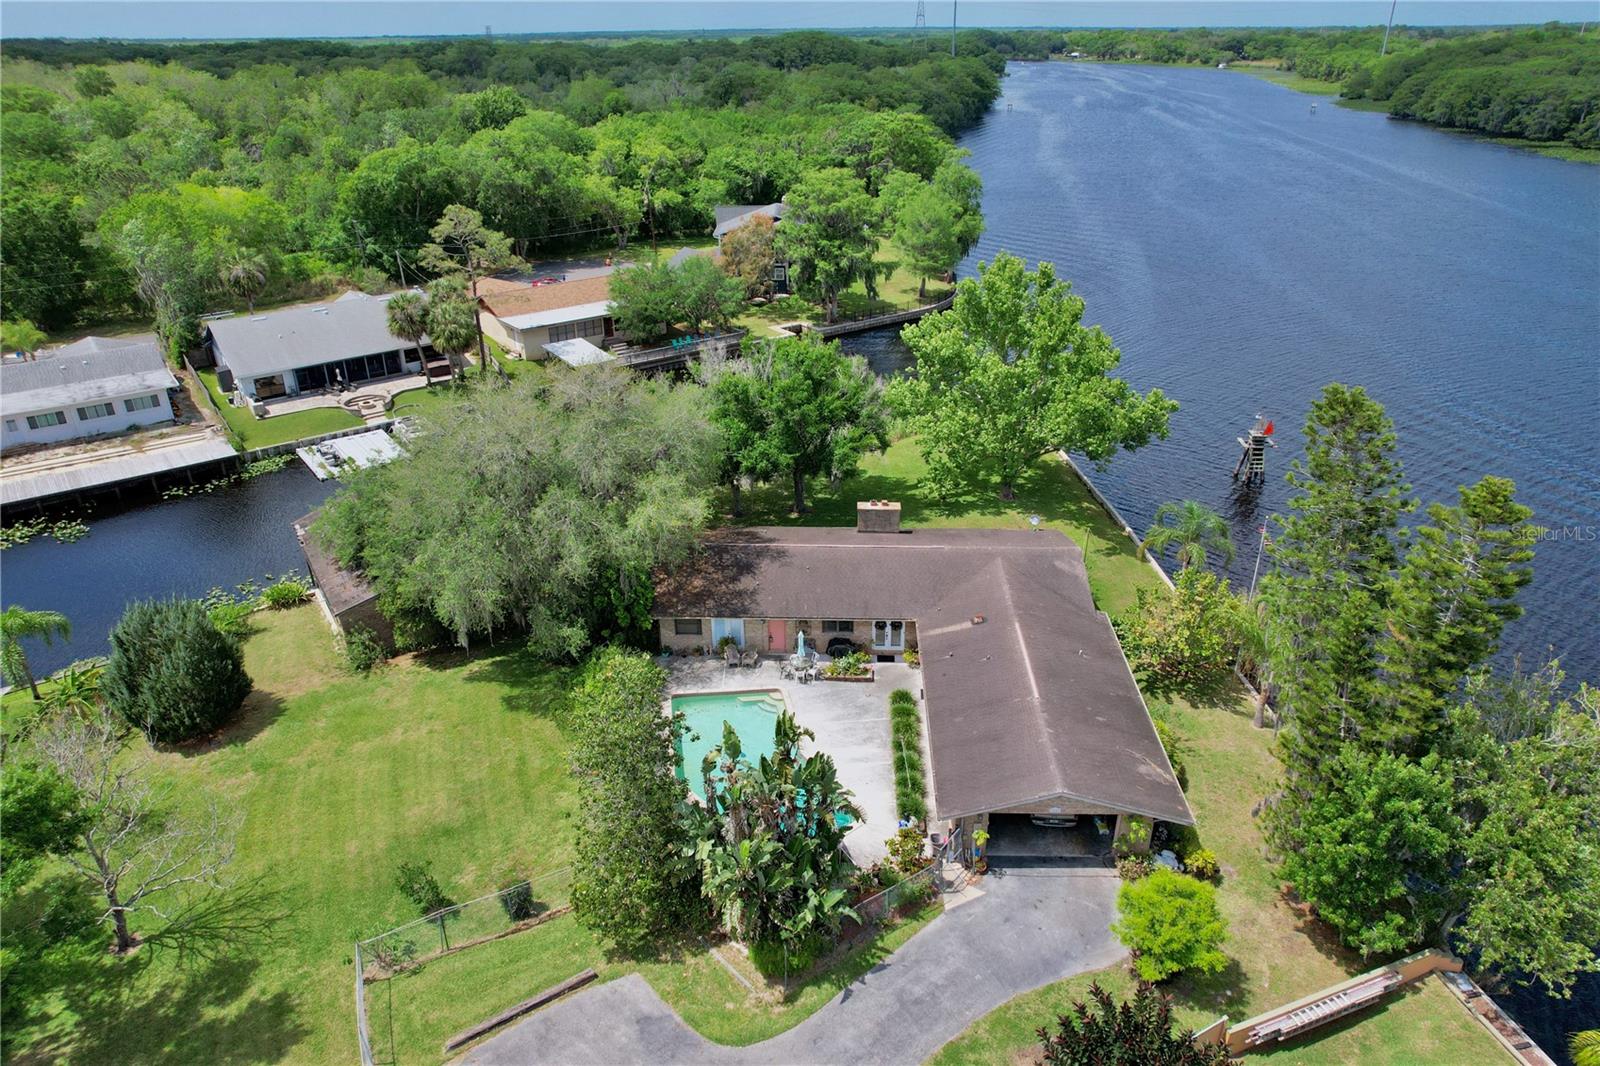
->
[820,620,854,634]
[673,618,703,636]
[4,419,16,432]
[548,322,576,342]
[124,394,162,413]
[26,411,66,430]
[772,263,788,282]
[76,402,117,421]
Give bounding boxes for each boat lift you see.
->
[1232,414,1277,483]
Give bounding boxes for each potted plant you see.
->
[972,827,990,874]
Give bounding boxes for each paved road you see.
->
[464,864,1123,1066]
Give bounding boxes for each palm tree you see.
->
[220,249,268,313]
[1573,1030,1600,1066]
[43,661,103,719]
[385,290,431,387]
[0,606,71,700]
[424,278,480,384]
[1139,500,1236,571]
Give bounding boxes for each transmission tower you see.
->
[914,1,926,29]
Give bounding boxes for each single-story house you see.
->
[653,501,1193,856]
[293,510,394,648]
[477,276,615,359]
[713,203,791,295]
[1,337,179,451]
[204,291,442,403]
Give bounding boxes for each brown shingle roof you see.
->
[478,276,611,318]
[653,527,1193,825]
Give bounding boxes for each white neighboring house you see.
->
[203,291,439,404]
[0,338,178,452]
[476,275,615,358]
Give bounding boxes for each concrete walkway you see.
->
[463,865,1123,1066]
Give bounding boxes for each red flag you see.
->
[1262,420,1274,436]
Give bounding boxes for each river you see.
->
[853,60,1599,687]
[1,465,335,679]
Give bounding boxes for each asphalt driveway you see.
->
[463,864,1123,1066]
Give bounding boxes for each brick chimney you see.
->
[856,500,902,534]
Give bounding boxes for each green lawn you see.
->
[734,240,952,334]
[725,437,1154,619]
[7,606,941,1065]
[1232,64,1343,96]
[196,369,363,451]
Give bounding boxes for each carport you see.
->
[985,813,1114,865]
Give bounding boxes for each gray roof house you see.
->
[712,203,788,242]
[653,506,1192,857]
[204,291,443,403]
[1,339,179,451]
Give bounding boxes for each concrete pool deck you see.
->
[666,656,913,866]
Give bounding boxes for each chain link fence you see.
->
[354,867,573,1065]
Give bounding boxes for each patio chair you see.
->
[724,645,740,669]
[741,650,760,668]
[779,659,795,680]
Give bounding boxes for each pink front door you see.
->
[767,619,786,652]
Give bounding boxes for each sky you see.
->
[0,1,1593,40]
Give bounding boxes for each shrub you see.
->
[1152,719,1188,790]
[260,575,311,610]
[1184,848,1221,882]
[1112,868,1229,982]
[903,648,920,668]
[749,933,827,979]
[1116,854,1154,881]
[1117,568,1246,687]
[343,626,386,674]
[394,861,453,917]
[886,826,930,876]
[1039,980,1229,1065]
[821,651,870,677]
[889,688,917,707]
[103,598,252,743]
[498,880,537,922]
[714,635,739,653]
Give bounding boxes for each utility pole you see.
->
[951,0,957,57]
[1380,0,1398,56]
[915,0,925,29]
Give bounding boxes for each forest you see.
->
[0,32,1001,343]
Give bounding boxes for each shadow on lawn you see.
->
[31,953,309,1066]
[174,689,289,756]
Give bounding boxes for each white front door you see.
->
[711,618,745,649]
[872,620,905,651]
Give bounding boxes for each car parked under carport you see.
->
[985,812,1114,865]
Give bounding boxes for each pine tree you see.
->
[1261,384,1412,791]
[1371,476,1534,754]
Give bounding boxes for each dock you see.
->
[1,433,238,512]
[295,428,405,481]
[812,295,953,339]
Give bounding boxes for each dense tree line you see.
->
[0,32,1000,344]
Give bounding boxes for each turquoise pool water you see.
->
[673,690,855,828]
[673,690,784,802]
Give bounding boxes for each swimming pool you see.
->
[673,689,785,802]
